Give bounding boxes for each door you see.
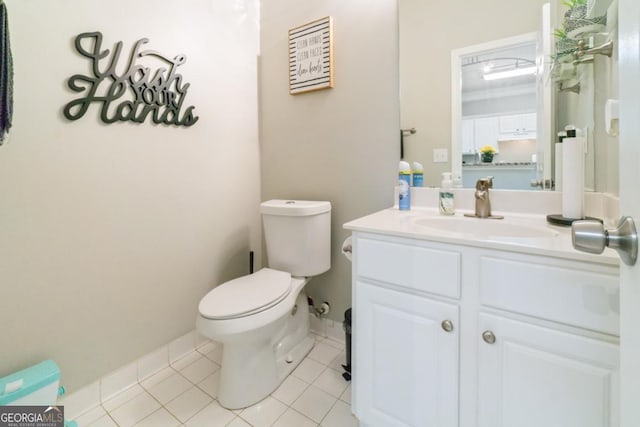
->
[354,281,459,427]
[477,313,619,427]
[618,0,640,425]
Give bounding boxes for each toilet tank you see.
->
[260,200,331,277]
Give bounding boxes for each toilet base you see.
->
[213,290,315,410]
[276,334,315,382]
[217,333,314,410]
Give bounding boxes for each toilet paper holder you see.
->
[341,236,353,262]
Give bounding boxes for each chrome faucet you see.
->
[465,177,503,219]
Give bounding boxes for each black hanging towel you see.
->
[0,0,13,145]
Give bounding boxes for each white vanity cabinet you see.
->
[355,281,459,427]
[476,253,620,427]
[350,231,620,427]
[353,235,462,427]
[477,313,619,427]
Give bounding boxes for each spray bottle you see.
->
[398,161,411,210]
[412,162,424,187]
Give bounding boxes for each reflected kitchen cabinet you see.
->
[475,117,500,152]
[461,117,500,155]
[498,113,537,140]
[462,119,475,154]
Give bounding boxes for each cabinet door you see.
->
[498,113,537,139]
[520,112,536,132]
[478,313,619,427]
[498,114,522,134]
[462,119,475,154]
[474,117,500,152]
[354,281,459,427]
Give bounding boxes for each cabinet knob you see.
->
[441,319,454,332]
[482,330,496,344]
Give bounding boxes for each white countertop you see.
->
[344,207,619,266]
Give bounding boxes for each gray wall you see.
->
[0,0,262,391]
[260,0,400,322]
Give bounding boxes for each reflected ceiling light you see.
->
[483,66,537,81]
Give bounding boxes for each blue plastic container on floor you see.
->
[0,359,77,427]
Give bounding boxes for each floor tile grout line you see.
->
[287,383,337,425]
[102,364,204,427]
[100,382,146,413]
[272,405,317,427]
[140,379,213,426]
[139,365,181,391]
[317,394,342,427]
[131,406,180,427]
[224,415,245,427]
[271,376,312,407]
[105,410,121,427]
[88,339,353,427]
[236,411,255,426]
[133,384,174,426]
[173,391,215,426]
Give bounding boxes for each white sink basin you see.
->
[413,216,559,240]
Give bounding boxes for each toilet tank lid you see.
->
[260,200,331,216]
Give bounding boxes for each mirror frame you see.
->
[450,30,553,189]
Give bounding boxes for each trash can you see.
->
[342,308,352,381]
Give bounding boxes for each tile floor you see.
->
[73,335,358,427]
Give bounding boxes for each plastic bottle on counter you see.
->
[412,162,424,187]
[452,172,463,188]
[439,172,455,215]
[398,161,411,210]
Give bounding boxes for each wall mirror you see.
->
[451,33,545,190]
[399,0,617,193]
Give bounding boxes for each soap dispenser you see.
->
[439,172,455,215]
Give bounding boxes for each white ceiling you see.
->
[461,42,537,96]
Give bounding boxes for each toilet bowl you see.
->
[196,200,331,410]
[197,268,313,409]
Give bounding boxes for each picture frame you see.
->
[288,16,334,95]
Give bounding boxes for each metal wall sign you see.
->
[63,32,199,127]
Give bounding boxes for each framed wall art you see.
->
[288,16,334,95]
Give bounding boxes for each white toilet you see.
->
[196,200,331,409]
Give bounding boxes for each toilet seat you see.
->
[199,268,292,320]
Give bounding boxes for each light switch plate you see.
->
[433,148,448,163]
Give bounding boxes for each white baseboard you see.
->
[62,316,348,420]
[308,314,346,345]
[60,329,206,420]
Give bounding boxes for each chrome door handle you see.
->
[572,216,638,266]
